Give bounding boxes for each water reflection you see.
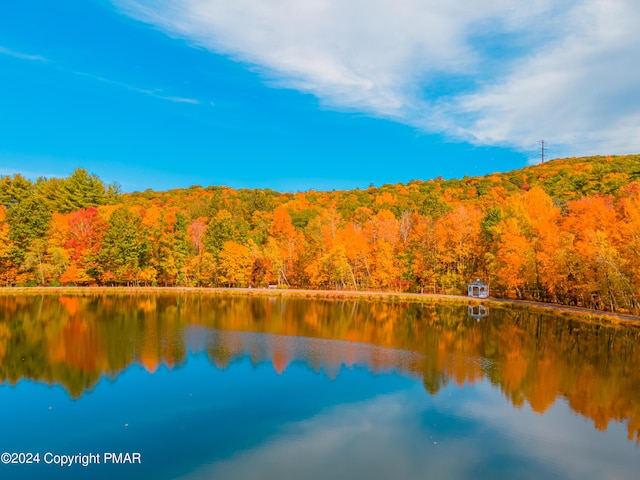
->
[1,293,639,444]
[467,304,489,319]
[183,386,638,480]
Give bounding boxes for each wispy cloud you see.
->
[113,0,640,157]
[0,44,200,106]
[163,96,200,104]
[72,71,201,104]
[0,45,50,63]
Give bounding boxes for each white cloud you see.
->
[113,0,640,157]
[453,0,640,156]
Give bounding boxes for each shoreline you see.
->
[1,286,639,326]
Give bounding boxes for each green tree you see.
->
[204,209,235,256]
[7,194,52,266]
[0,174,33,206]
[100,207,150,284]
[56,168,107,213]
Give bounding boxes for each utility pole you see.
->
[539,139,546,163]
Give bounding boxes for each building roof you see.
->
[468,279,488,287]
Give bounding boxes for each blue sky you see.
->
[1,1,639,192]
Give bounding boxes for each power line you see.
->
[539,139,546,163]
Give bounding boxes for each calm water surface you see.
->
[0,293,639,480]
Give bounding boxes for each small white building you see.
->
[468,279,489,298]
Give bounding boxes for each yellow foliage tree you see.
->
[218,241,252,287]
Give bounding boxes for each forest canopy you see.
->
[1,155,640,313]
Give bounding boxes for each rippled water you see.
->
[0,293,639,479]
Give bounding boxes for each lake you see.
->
[0,293,639,479]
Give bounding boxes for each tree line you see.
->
[1,154,640,313]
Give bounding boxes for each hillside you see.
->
[1,154,640,313]
[121,154,640,220]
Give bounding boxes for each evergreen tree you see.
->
[57,168,107,213]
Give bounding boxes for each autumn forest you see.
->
[1,154,640,313]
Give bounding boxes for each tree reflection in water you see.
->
[0,293,639,443]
